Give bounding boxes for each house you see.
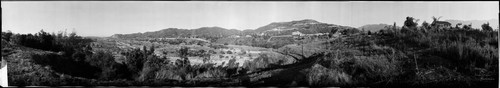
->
[245,35,252,37]
[331,32,342,38]
[292,31,304,36]
[259,33,266,36]
[229,35,241,38]
[432,21,452,28]
[311,33,329,36]
[431,16,452,29]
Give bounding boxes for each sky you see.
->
[2,1,499,37]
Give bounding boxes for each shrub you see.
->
[31,53,101,79]
[306,64,352,86]
[370,17,499,86]
[86,50,129,80]
[138,55,170,81]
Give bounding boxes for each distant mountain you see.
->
[111,19,356,39]
[112,27,240,41]
[254,19,355,36]
[445,19,499,29]
[358,24,392,32]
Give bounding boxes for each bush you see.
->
[32,53,101,79]
[306,64,352,86]
[8,30,93,57]
[122,46,156,79]
[86,50,130,80]
[138,55,170,81]
[371,18,498,86]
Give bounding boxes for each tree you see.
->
[431,16,442,26]
[463,23,472,29]
[422,21,430,29]
[393,22,397,30]
[2,30,13,41]
[340,28,360,35]
[149,44,155,55]
[86,50,125,80]
[68,31,78,42]
[361,28,366,35]
[143,45,148,54]
[404,16,418,28]
[123,48,147,78]
[226,58,237,68]
[37,30,55,50]
[226,58,238,76]
[456,23,463,29]
[178,46,190,67]
[482,22,493,31]
[139,55,168,81]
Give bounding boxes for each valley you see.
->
[2,18,498,87]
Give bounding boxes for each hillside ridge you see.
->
[111,19,355,38]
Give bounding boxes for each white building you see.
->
[292,31,304,36]
[229,35,241,38]
[259,33,266,36]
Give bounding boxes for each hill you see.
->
[358,24,392,32]
[254,19,355,36]
[111,19,357,39]
[111,27,241,41]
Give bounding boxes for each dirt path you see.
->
[217,37,341,86]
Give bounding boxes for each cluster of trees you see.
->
[312,16,498,86]
[339,28,361,36]
[125,46,251,82]
[481,22,494,31]
[207,44,229,49]
[2,30,93,57]
[3,30,133,85]
[403,16,496,32]
[5,30,258,85]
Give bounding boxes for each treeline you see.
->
[112,27,241,42]
[132,38,209,45]
[4,31,270,86]
[3,30,273,86]
[2,30,93,57]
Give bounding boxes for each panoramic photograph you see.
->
[1,1,499,87]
